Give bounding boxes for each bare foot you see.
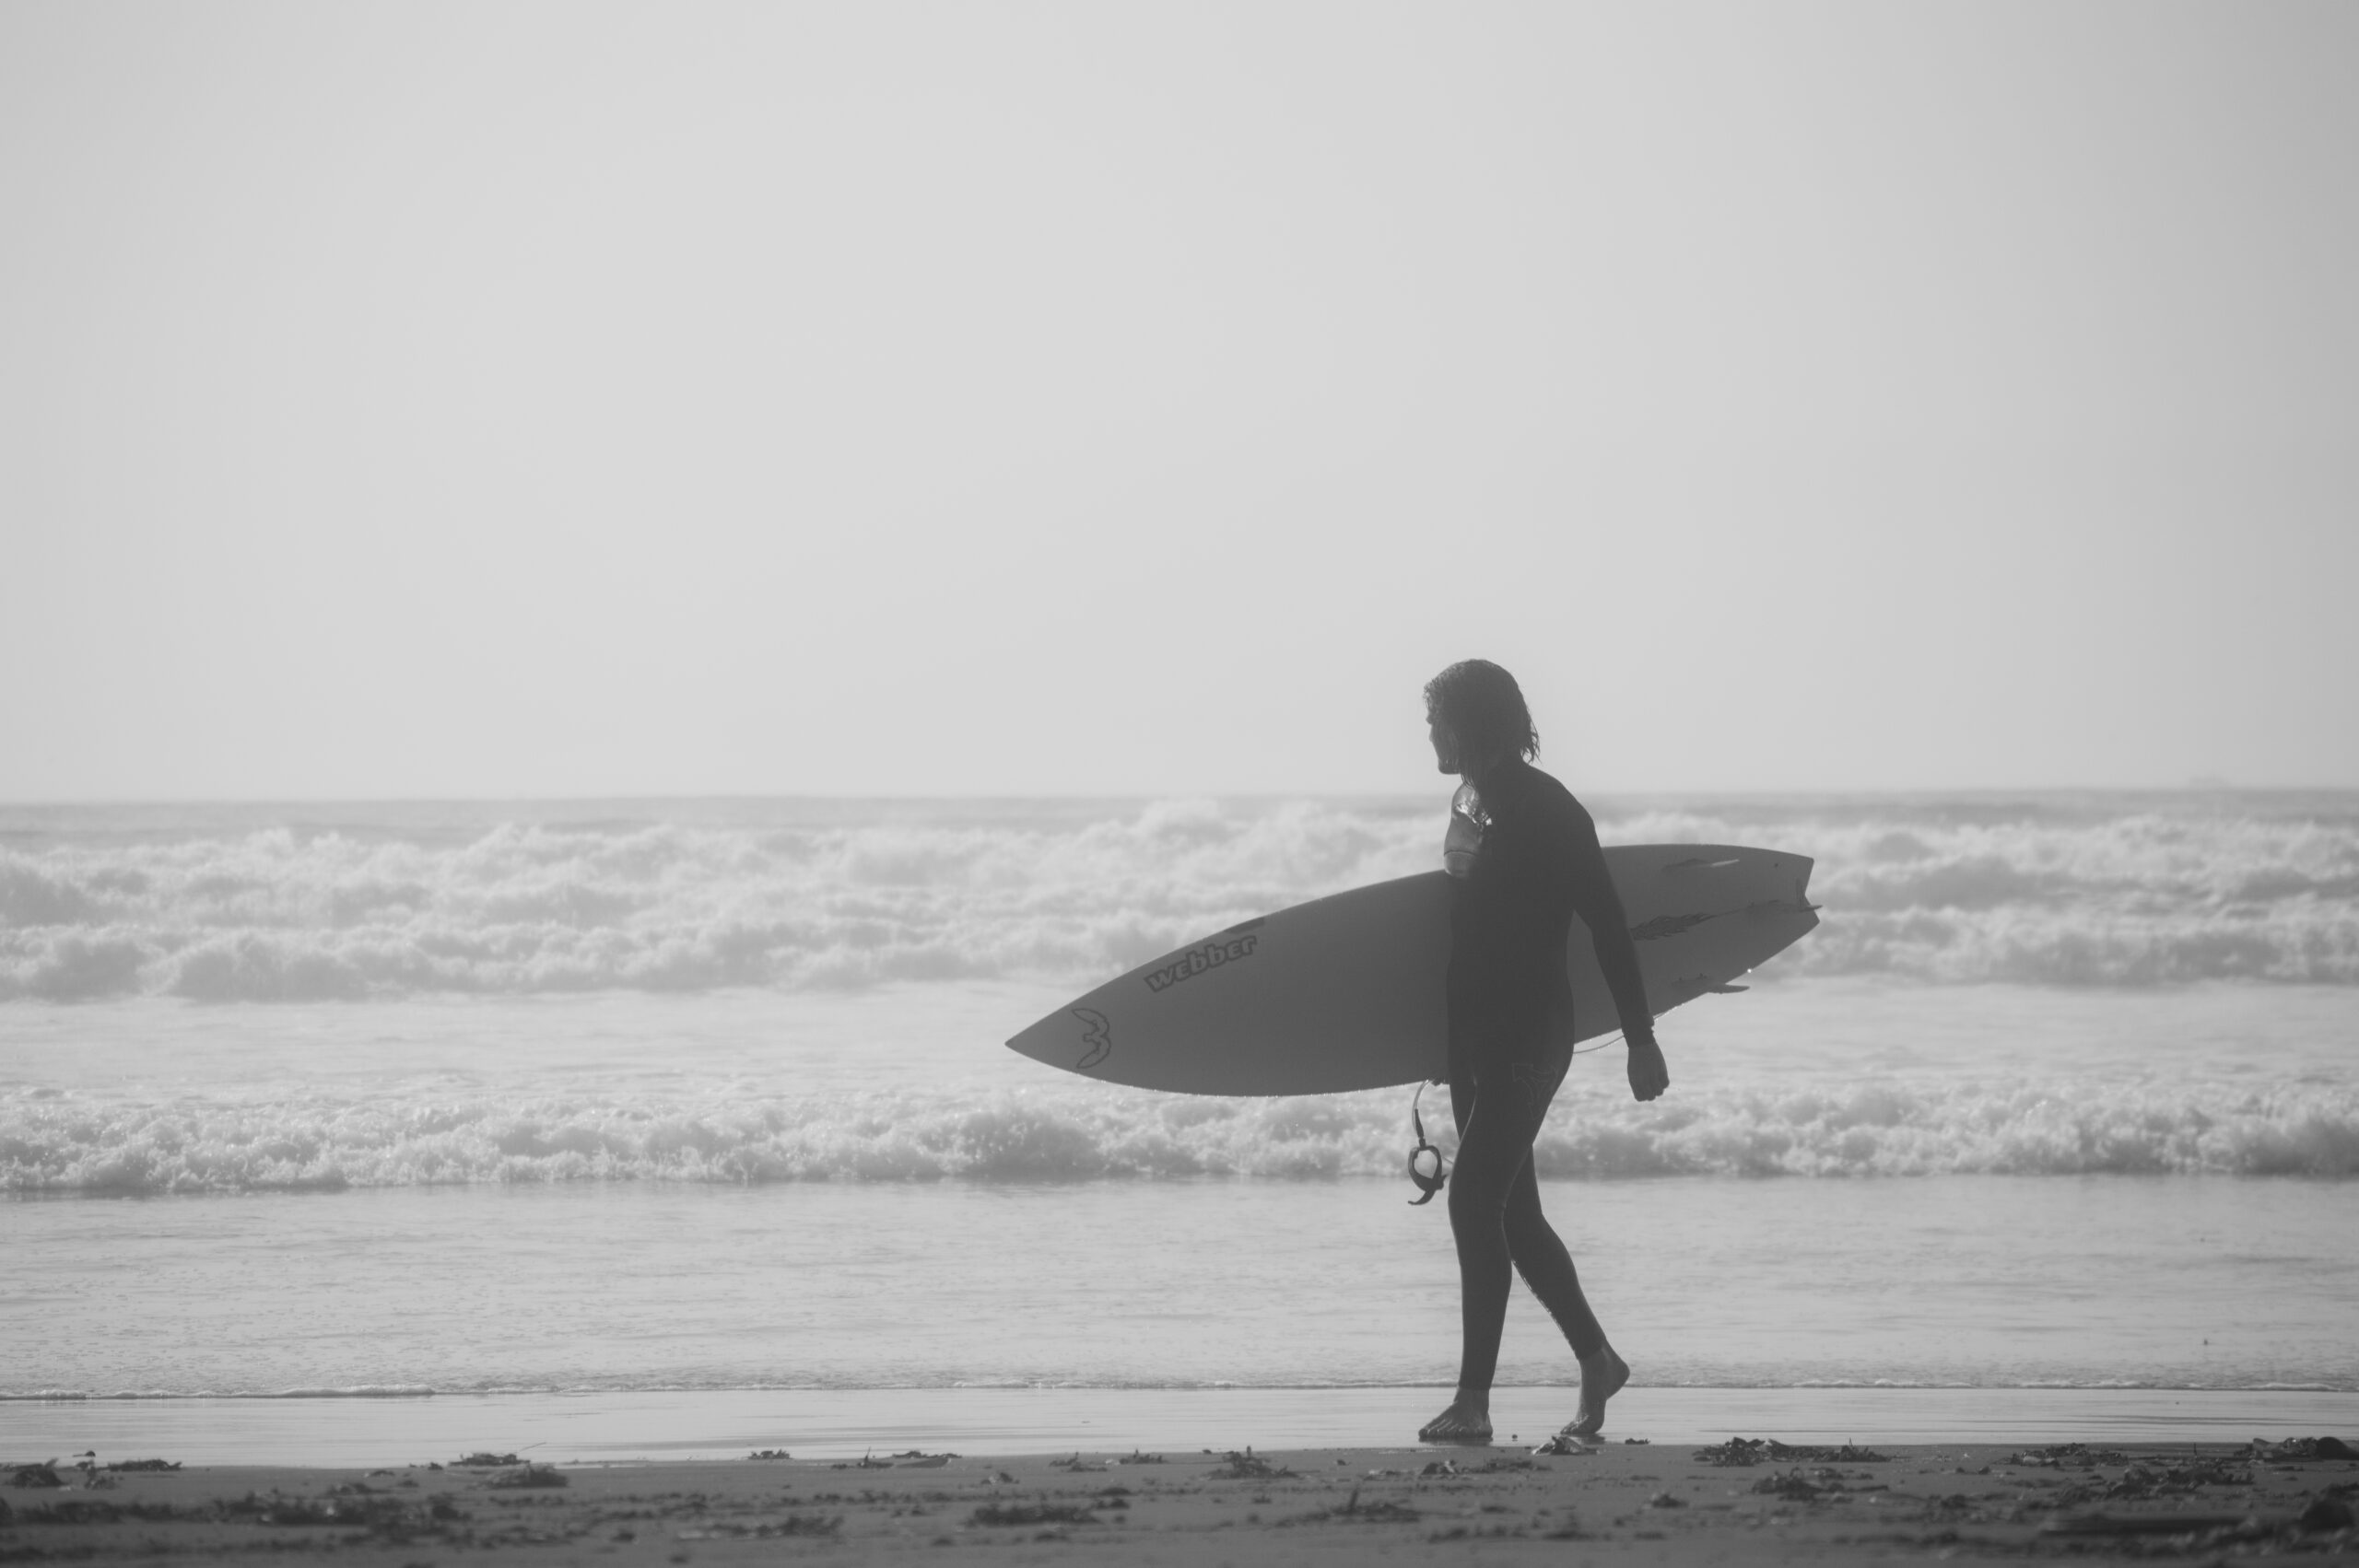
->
[1417,1398,1493,1445]
[1564,1346,1630,1438]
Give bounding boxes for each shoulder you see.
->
[1515,765,1591,831]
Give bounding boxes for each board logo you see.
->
[1072,1007,1113,1071]
[1142,933,1259,993]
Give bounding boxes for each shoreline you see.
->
[11,1386,2356,1470]
[5,1437,2352,1566]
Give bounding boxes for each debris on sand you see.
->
[2252,1435,2358,1462]
[484,1463,568,1490]
[1693,1437,1892,1468]
[104,1459,182,1472]
[218,1491,468,1535]
[4,1499,190,1526]
[2301,1492,2357,1533]
[1748,1467,1875,1502]
[970,1501,1098,1527]
[1532,1433,1598,1457]
[2005,1443,2128,1469]
[9,1462,65,1490]
[1208,1447,1295,1480]
[745,1449,792,1461]
[677,1513,841,1539]
[2053,1455,2250,1506]
[1291,1487,1421,1525]
[2041,1510,2259,1538]
[451,1452,523,1469]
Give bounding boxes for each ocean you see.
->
[5,792,2355,1461]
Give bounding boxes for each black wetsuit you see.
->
[1443,759,1653,1396]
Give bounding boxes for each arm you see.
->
[1562,806,1671,1102]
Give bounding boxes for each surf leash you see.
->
[1406,1023,1654,1200]
[1405,1082,1448,1205]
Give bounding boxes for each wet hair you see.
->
[1424,660,1539,764]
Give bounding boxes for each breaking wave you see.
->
[7,1072,2354,1192]
[2,790,2356,1001]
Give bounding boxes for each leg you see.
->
[1501,1168,1629,1435]
[1417,1052,1555,1443]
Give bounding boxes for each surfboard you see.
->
[1005,844,1817,1096]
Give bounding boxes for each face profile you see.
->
[1427,708,1460,775]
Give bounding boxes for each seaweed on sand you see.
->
[483,1464,568,1490]
[970,1501,1098,1527]
[2054,1456,2250,1507]
[1693,1437,1891,1467]
[5,1499,189,1526]
[2252,1435,2358,1462]
[217,1491,467,1537]
[1208,1447,1295,1480]
[1750,1468,1859,1502]
[2004,1443,2128,1469]
[1289,1486,1421,1524]
[676,1514,842,1539]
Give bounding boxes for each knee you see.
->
[1502,1206,1564,1260]
[1448,1166,1507,1227]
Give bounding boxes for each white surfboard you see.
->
[1006,844,1817,1096]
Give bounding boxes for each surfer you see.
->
[1416,659,1667,1446]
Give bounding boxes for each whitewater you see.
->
[6,791,2355,1191]
[5,792,2355,1412]
[6,790,2357,1005]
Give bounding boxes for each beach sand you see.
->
[6,1437,2353,1565]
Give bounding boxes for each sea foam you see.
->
[7,1069,2354,1192]
[3,791,2354,1000]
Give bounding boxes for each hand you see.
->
[1625,1034,1669,1102]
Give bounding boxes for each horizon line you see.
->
[4,782,2355,812]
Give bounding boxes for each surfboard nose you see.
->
[1006,1006,1109,1077]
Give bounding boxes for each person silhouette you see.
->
[1415,659,1668,1445]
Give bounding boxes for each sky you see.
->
[3,0,2353,800]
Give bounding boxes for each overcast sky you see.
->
[4,1,2353,800]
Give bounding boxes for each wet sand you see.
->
[6,1436,2352,1565]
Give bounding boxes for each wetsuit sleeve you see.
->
[1563,802,1655,1041]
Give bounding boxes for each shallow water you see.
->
[16,1387,2359,1469]
[8,1169,2355,1401]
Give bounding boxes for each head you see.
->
[1424,659,1539,776]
